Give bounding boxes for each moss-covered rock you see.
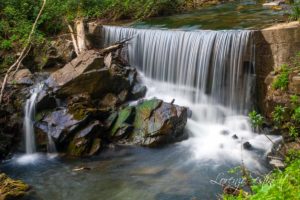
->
[108,99,188,147]
[67,121,103,157]
[0,173,30,200]
[110,106,135,139]
[131,99,188,147]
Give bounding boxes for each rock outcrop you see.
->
[0,173,31,200]
[34,48,188,157]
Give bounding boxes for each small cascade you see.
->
[24,83,44,154]
[47,125,57,153]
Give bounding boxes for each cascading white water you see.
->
[103,26,255,114]
[103,26,278,168]
[47,124,57,153]
[24,84,44,154]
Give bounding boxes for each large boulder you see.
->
[46,50,138,102]
[67,120,104,157]
[35,109,86,145]
[111,99,188,147]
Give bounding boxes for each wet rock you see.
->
[88,138,102,156]
[117,90,128,104]
[0,109,22,160]
[9,69,33,85]
[130,83,147,100]
[100,93,118,109]
[35,109,85,144]
[289,75,300,95]
[36,90,57,112]
[47,50,132,99]
[220,130,230,136]
[0,173,30,200]
[243,141,252,150]
[129,99,188,147]
[67,121,103,157]
[268,156,286,169]
[232,134,239,139]
[104,112,118,130]
[38,38,76,69]
[109,107,135,140]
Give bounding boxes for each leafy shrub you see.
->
[290,95,299,108]
[249,110,264,130]
[289,126,299,139]
[292,106,300,123]
[285,149,300,164]
[272,64,290,90]
[250,159,300,200]
[272,105,286,126]
[224,159,300,200]
[290,2,300,21]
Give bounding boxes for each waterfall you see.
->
[101,26,279,166]
[47,124,57,153]
[103,26,255,114]
[24,84,43,154]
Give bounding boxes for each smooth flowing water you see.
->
[24,84,43,154]
[133,0,287,30]
[1,26,281,199]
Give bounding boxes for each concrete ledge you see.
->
[255,21,300,113]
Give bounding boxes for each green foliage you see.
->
[0,0,186,71]
[249,110,264,130]
[285,149,300,164]
[223,191,245,200]
[290,2,300,21]
[289,126,299,139]
[292,106,300,123]
[290,95,299,108]
[272,105,286,126]
[224,159,300,200]
[272,64,290,90]
[250,159,300,200]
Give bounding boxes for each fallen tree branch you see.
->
[100,37,135,55]
[0,0,47,104]
[12,44,32,76]
[67,22,80,56]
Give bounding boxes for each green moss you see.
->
[89,138,102,155]
[0,173,30,200]
[132,99,162,137]
[67,138,89,157]
[110,106,134,136]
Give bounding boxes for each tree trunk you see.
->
[76,19,88,53]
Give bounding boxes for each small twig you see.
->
[0,0,47,104]
[12,44,32,76]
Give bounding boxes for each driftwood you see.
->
[100,37,134,55]
[67,19,88,56]
[67,23,80,56]
[76,19,88,53]
[0,0,47,104]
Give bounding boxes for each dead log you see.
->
[100,37,134,55]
